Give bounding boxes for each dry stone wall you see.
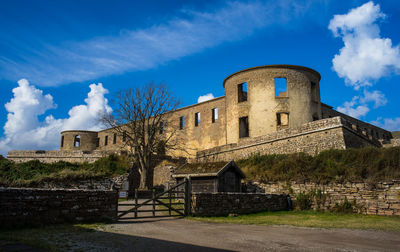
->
[0,188,118,227]
[246,181,400,216]
[7,150,117,163]
[191,192,289,216]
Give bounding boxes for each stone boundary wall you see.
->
[247,181,400,216]
[191,192,289,216]
[0,188,118,227]
[196,117,378,162]
[7,150,117,163]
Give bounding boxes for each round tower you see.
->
[223,65,322,144]
[60,130,98,151]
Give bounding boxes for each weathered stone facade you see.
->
[0,188,118,227]
[8,65,393,163]
[191,192,289,216]
[247,181,400,216]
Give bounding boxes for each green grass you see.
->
[188,211,400,231]
[0,223,107,251]
[237,147,400,183]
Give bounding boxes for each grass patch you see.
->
[0,223,107,251]
[188,210,400,231]
[238,147,400,183]
[0,154,131,187]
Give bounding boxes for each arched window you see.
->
[74,135,81,147]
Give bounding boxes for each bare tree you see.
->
[101,83,181,189]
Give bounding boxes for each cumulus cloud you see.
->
[371,117,400,131]
[337,96,370,119]
[197,93,215,103]
[0,1,319,86]
[329,1,400,89]
[0,80,111,156]
[337,89,386,119]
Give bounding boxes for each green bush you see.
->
[295,192,313,210]
[0,154,131,187]
[331,197,357,214]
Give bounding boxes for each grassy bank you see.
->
[237,147,400,183]
[0,154,130,187]
[189,211,400,231]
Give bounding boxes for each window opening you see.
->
[275,78,287,97]
[96,138,100,147]
[311,82,318,101]
[113,133,117,144]
[238,82,248,102]
[105,135,108,146]
[195,112,201,126]
[212,108,219,123]
[61,136,64,148]
[123,131,127,142]
[239,116,249,138]
[179,116,185,129]
[277,113,289,126]
[74,135,81,148]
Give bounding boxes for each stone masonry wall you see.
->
[191,192,289,216]
[197,117,351,162]
[247,181,400,216]
[7,150,117,163]
[0,188,118,227]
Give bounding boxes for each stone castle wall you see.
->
[246,181,400,216]
[191,192,289,216]
[196,116,378,162]
[0,188,118,227]
[7,150,117,163]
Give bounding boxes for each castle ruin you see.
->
[8,65,395,163]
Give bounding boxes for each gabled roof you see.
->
[172,160,246,178]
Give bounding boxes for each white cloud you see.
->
[360,89,387,108]
[337,96,370,119]
[336,88,387,119]
[0,80,111,156]
[0,1,318,86]
[371,117,400,131]
[329,1,400,89]
[197,93,215,103]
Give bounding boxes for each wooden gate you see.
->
[118,178,191,220]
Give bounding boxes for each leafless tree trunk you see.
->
[101,83,181,189]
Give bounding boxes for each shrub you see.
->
[295,192,313,210]
[331,197,357,214]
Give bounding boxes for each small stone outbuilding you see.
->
[173,161,245,193]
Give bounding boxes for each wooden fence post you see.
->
[134,189,138,218]
[184,177,192,216]
[152,189,156,217]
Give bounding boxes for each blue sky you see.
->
[0,0,400,154]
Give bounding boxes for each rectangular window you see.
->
[105,135,108,146]
[238,82,248,102]
[239,116,249,138]
[195,112,201,126]
[275,78,287,97]
[61,136,64,148]
[96,138,100,147]
[311,81,318,101]
[159,121,165,134]
[212,108,219,123]
[122,131,127,142]
[113,133,117,144]
[179,116,185,129]
[277,112,289,126]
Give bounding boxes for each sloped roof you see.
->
[172,161,245,178]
